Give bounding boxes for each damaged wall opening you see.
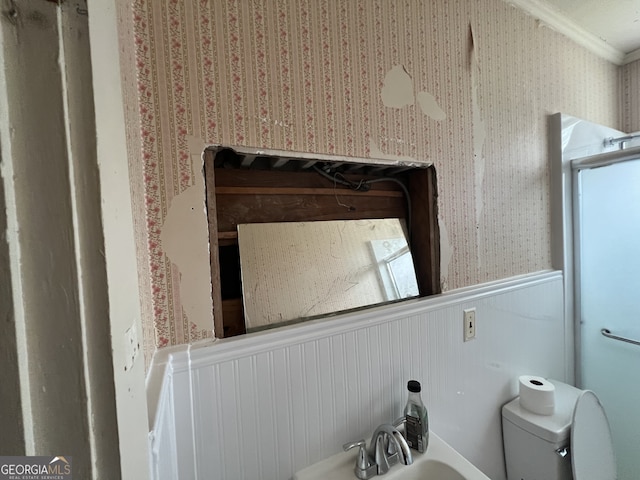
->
[204,146,440,338]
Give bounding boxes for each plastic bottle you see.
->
[403,380,429,453]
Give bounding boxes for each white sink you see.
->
[294,432,491,480]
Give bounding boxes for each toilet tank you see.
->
[502,380,582,480]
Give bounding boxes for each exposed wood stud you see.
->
[327,162,345,170]
[271,158,290,169]
[300,160,318,169]
[203,150,226,338]
[215,186,403,197]
[240,155,256,168]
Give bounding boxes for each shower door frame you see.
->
[549,113,628,385]
[569,145,640,386]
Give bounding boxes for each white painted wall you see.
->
[148,271,566,480]
[87,1,151,478]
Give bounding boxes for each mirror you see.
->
[237,218,419,331]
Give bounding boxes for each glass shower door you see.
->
[575,155,640,480]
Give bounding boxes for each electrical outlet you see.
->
[463,308,476,342]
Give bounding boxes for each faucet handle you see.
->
[343,439,369,470]
[343,439,366,450]
[343,440,376,480]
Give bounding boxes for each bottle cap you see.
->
[407,380,421,392]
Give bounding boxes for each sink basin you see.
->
[294,432,491,480]
[393,459,465,480]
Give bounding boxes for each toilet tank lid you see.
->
[502,380,583,443]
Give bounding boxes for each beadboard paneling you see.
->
[148,271,566,480]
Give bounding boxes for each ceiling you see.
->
[539,0,640,54]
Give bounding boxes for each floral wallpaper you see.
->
[118,0,621,363]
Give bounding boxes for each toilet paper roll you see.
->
[518,375,556,415]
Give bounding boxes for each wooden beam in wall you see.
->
[214,186,403,198]
[408,166,441,295]
[203,150,225,338]
[214,168,406,232]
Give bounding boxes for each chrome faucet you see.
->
[369,423,413,474]
[343,423,413,479]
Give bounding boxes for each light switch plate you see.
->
[463,308,476,341]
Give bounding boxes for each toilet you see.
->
[502,379,616,480]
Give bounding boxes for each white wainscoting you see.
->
[147,270,567,480]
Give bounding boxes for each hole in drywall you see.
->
[205,146,441,338]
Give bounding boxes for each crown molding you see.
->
[507,0,626,65]
[623,48,640,65]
